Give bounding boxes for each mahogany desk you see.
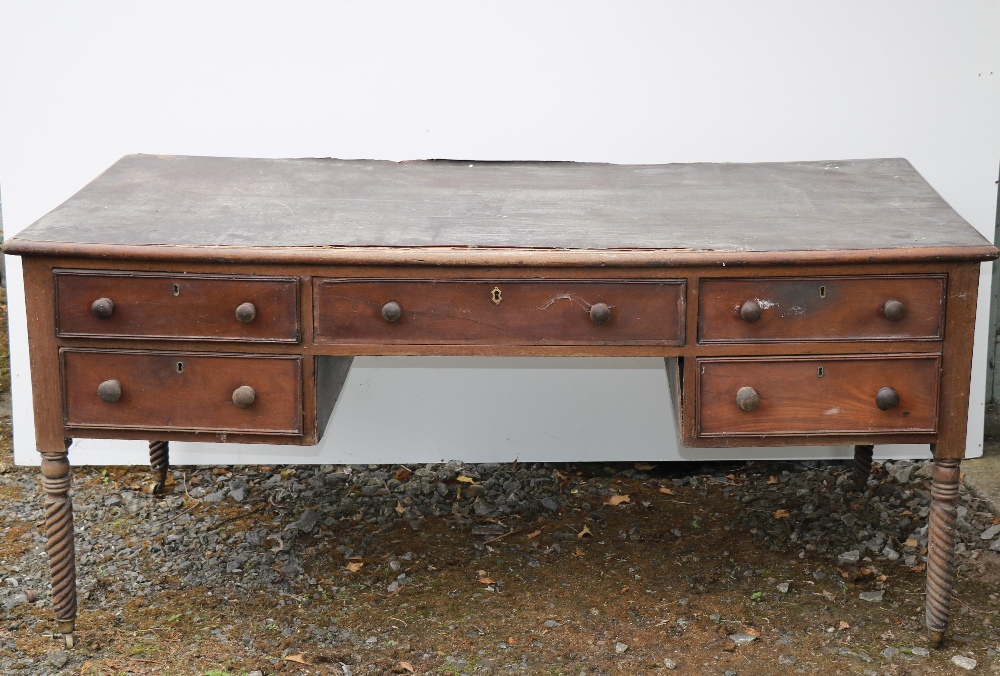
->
[4,155,997,648]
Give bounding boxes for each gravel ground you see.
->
[1,457,1000,674]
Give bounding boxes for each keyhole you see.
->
[172,284,181,296]
[819,286,826,298]
[817,366,824,378]
[177,362,184,373]
[491,287,502,305]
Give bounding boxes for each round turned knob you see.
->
[589,302,611,325]
[235,302,257,323]
[232,385,256,409]
[882,300,905,322]
[740,300,762,323]
[381,301,402,323]
[97,379,122,403]
[875,386,900,411]
[91,297,115,319]
[736,386,761,412]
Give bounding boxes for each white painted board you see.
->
[1,2,997,466]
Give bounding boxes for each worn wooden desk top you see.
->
[6,155,994,265]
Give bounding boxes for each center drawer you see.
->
[62,350,302,435]
[313,279,686,345]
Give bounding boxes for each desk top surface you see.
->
[6,155,996,264]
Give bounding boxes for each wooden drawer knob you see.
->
[740,300,762,323]
[875,386,899,410]
[232,385,256,409]
[235,302,257,323]
[381,301,402,323]
[97,379,122,403]
[736,386,760,412]
[589,302,611,325]
[91,297,115,319]
[882,300,905,322]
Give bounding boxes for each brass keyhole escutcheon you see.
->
[172,284,181,297]
[817,366,824,378]
[491,287,502,305]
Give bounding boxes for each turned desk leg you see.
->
[40,442,77,648]
[926,457,960,648]
[147,440,169,495]
[853,444,874,491]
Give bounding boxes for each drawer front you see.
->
[696,355,940,437]
[314,279,686,345]
[62,350,302,434]
[55,271,300,342]
[699,275,945,343]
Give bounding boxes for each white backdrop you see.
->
[1,2,998,466]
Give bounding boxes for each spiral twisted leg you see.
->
[925,458,960,648]
[853,444,874,491]
[147,440,169,495]
[40,445,77,648]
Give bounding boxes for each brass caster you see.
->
[57,620,75,649]
[928,630,945,649]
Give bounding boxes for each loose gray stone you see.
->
[992,539,1000,552]
[544,619,561,628]
[881,647,899,660]
[663,657,677,669]
[778,655,797,665]
[289,508,320,534]
[47,652,69,668]
[776,582,790,593]
[615,642,629,654]
[202,490,225,503]
[839,550,861,563]
[859,590,884,602]
[882,546,899,561]
[730,633,757,645]
[980,524,1000,540]
[229,485,247,503]
[541,497,559,512]
[910,647,930,657]
[951,655,977,670]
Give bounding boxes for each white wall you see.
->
[1,2,998,466]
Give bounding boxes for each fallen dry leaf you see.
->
[634,463,656,471]
[577,525,592,538]
[507,637,515,645]
[478,577,495,585]
[345,561,364,573]
[877,574,888,582]
[767,475,779,485]
[773,509,790,519]
[745,627,759,636]
[658,487,674,495]
[574,549,585,557]
[284,654,309,664]
[393,467,412,481]
[903,538,919,548]
[457,475,476,484]
[821,590,836,601]
[526,529,543,539]
[838,620,850,630]
[395,501,406,515]
[604,495,631,506]
[911,563,926,572]
[398,662,415,673]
